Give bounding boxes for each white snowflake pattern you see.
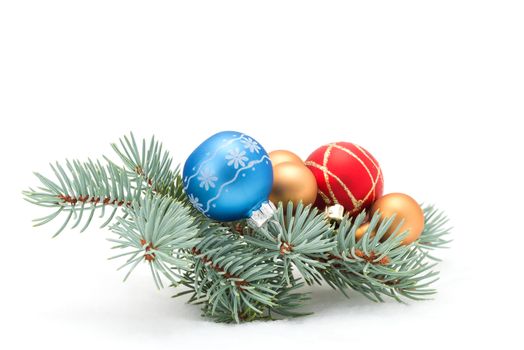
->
[240,137,261,153]
[197,168,218,191]
[188,194,204,212]
[225,148,248,169]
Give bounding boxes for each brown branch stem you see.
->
[191,247,249,289]
[57,194,133,207]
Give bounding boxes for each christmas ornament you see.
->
[269,150,304,167]
[269,161,317,206]
[305,142,383,216]
[371,192,424,245]
[355,222,372,241]
[183,131,275,226]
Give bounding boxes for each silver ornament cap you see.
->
[325,204,345,221]
[247,201,276,228]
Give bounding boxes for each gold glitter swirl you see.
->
[330,143,382,204]
[322,144,338,205]
[353,144,383,201]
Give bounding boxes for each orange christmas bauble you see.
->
[371,193,424,245]
[355,222,372,241]
[305,142,383,216]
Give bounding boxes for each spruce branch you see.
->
[184,233,280,322]
[23,159,142,236]
[245,202,336,285]
[23,133,190,237]
[416,205,452,260]
[322,208,442,302]
[108,194,200,288]
[175,225,311,323]
[110,132,186,201]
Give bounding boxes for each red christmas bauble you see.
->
[305,142,384,216]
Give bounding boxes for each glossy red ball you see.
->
[305,142,384,216]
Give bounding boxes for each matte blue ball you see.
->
[183,131,273,222]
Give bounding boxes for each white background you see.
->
[1,1,523,349]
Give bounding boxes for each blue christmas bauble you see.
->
[183,131,274,224]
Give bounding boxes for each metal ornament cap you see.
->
[247,201,276,228]
[325,204,345,221]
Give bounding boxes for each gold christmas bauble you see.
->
[355,222,372,241]
[270,161,318,206]
[269,150,304,167]
[371,193,425,245]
